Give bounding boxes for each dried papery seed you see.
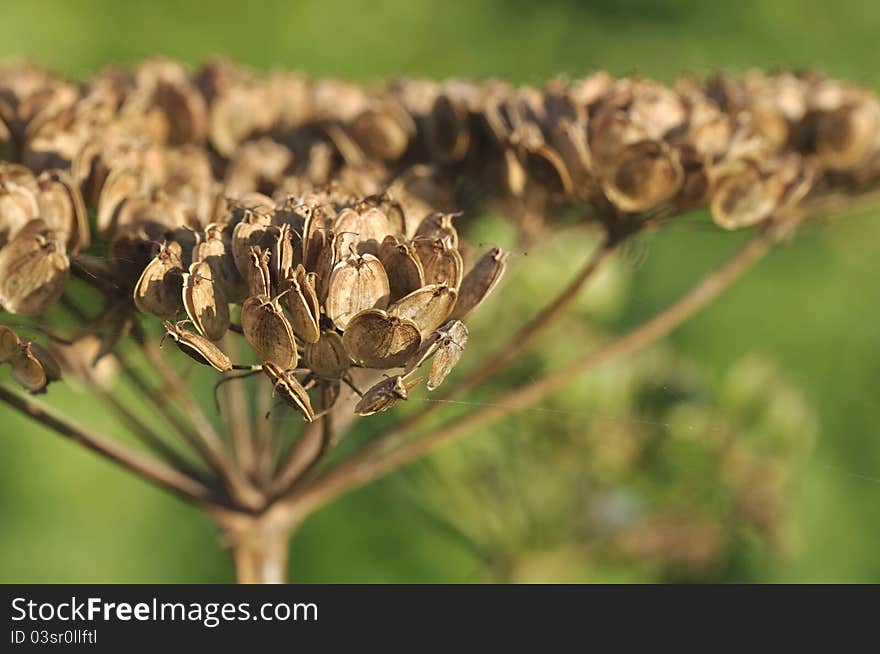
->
[367,192,407,238]
[161,320,232,372]
[194,223,246,303]
[182,260,230,341]
[96,167,141,236]
[241,295,298,369]
[813,102,880,169]
[354,375,422,416]
[710,163,785,230]
[0,220,70,316]
[0,325,21,363]
[426,320,468,390]
[133,242,184,318]
[601,140,684,212]
[262,362,315,422]
[427,93,470,162]
[304,330,350,379]
[9,342,52,393]
[231,211,273,278]
[36,170,89,254]
[414,212,460,249]
[342,309,421,369]
[503,147,527,197]
[350,107,411,161]
[388,283,458,334]
[334,206,393,257]
[272,223,295,284]
[412,237,463,288]
[326,253,391,330]
[280,264,320,344]
[0,180,39,248]
[246,246,272,297]
[450,247,508,321]
[522,142,574,197]
[379,235,425,302]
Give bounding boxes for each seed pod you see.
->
[326,253,390,330]
[412,237,463,288]
[304,330,350,379]
[350,106,411,161]
[601,140,684,213]
[161,320,232,372]
[194,223,246,303]
[182,260,230,341]
[231,209,273,278]
[813,102,880,170]
[354,375,422,416]
[262,362,315,422]
[450,247,507,321]
[246,246,272,297]
[521,142,574,197]
[10,341,61,394]
[309,228,337,305]
[426,320,468,390]
[0,325,21,363]
[241,295,298,369]
[334,206,392,257]
[0,219,70,316]
[378,235,424,302]
[96,167,141,236]
[710,162,785,230]
[388,283,458,334]
[549,118,593,195]
[414,212,460,249]
[272,223,295,284]
[36,170,89,254]
[342,309,421,369]
[427,93,470,162]
[0,179,39,248]
[133,241,184,318]
[280,264,320,344]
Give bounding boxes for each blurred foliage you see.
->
[1,0,880,582]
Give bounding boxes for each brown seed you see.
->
[133,241,184,318]
[304,330,350,379]
[36,170,89,254]
[426,320,468,390]
[193,223,246,303]
[309,228,337,305]
[161,320,232,372]
[342,309,421,369]
[601,140,684,213]
[334,206,392,257]
[231,210,273,278]
[272,223,295,284]
[0,219,70,316]
[241,295,298,369]
[0,325,21,363]
[96,167,141,236]
[350,107,411,161]
[354,375,422,416]
[450,247,507,321]
[246,246,272,298]
[9,341,61,393]
[710,163,785,230]
[0,179,39,248]
[378,235,424,302]
[412,237,463,288]
[388,283,458,334]
[262,362,315,422]
[414,212,460,249]
[280,264,321,344]
[521,142,574,197]
[182,260,230,341]
[326,253,390,330]
[427,93,470,162]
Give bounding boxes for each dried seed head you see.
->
[279,264,320,344]
[304,330,350,379]
[449,246,507,321]
[378,235,425,302]
[0,219,70,316]
[262,361,315,422]
[326,253,390,330]
[161,320,232,372]
[412,237,463,288]
[133,241,184,317]
[354,374,422,416]
[240,295,298,369]
[342,309,421,369]
[182,260,230,341]
[414,212,460,249]
[388,283,458,334]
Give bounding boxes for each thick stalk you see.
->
[225,519,295,584]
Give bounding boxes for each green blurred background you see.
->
[1,0,879,582]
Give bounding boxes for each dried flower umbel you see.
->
[1,60,878,583]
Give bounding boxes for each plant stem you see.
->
[278,228,775,519]
[0,383,216,505]
[225,518,294,584]
[222,333,256,475]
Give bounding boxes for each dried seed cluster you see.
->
[2,60,880,409]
